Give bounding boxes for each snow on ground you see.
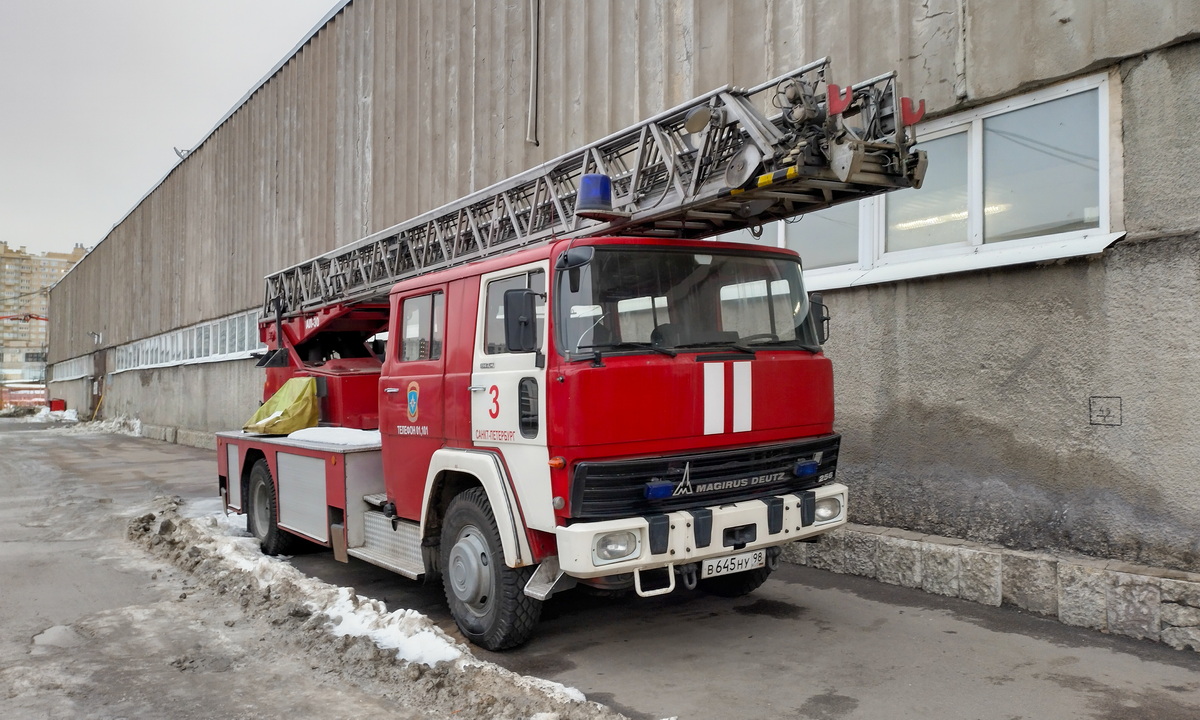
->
[25,407,79,423]
[288,426,382,447]
[130,497,614,719]
[47,415,142,436]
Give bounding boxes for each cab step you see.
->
[346,510,424,579]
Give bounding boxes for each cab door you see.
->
[469,263,554,532]
[380,287,446,520]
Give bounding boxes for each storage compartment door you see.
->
[277,452,329,543]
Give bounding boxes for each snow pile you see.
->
[50,415,141,436]
[25,406,79,423]
[287,427,382,447]
[323,587,463,666]
[128,498,620,720]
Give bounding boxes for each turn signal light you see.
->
[548,456,566,469]
[644,480,674,500]
[794,460,820,477]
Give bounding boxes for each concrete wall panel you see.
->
[1120,42,1200,238]
[829,233,1200,571]
[102,360,263,435]
[966,0,1200,101]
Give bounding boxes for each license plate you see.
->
[701,549,766,578]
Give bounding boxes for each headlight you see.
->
[815,497,842,522]
[593,530,639,563]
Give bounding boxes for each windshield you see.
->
[555,246,818,358]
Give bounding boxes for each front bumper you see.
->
[554,483,847,578]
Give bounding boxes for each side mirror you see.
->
[503,288,541,353]
[808,292,830,345]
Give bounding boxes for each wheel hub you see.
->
[251,482,270,539]
[448,526,492,614]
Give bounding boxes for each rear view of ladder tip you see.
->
[264,58,928,318]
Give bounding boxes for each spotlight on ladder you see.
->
[574,174,629,221]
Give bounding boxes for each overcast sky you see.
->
[0,0,343,256]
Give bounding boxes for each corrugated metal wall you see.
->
[48,0,1200,362]
[48,0,969,362]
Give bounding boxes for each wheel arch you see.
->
[420,448,533,568]
[240,447,270,506]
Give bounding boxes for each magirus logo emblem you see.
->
[671,462,694,497]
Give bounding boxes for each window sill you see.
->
[804,231,1124,291]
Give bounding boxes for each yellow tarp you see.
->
[243,377,319,435]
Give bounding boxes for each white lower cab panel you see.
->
[346,510,424,579]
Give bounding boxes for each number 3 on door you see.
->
[488,385,500,419]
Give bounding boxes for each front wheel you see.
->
[246,459,297,556]
[440,487,541,650]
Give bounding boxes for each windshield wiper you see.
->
[574,341,677,358]
[742,337,822,351]
[677,340,756,355]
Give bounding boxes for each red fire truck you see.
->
[217,58,926,649]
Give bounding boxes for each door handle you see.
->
[468,386,486,392]
[384,387,400,394]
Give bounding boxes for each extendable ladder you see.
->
[263,57,927,317]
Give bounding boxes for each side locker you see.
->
[225,442,242,510]
[275,452,329,543]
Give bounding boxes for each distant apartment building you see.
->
[0,242,87,383]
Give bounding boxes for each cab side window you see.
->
[484,270,545,354]
[399,292,444,361]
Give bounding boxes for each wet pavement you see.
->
[4,419,1200,720]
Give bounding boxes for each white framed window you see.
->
[72,308,268,378]
[777,72,1121,290]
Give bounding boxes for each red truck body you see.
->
[218,235,846,649]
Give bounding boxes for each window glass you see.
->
[235,315,246,352]
[785,202,859,269]
[399,293,444,361]
[431,293,444,359]
[719,278,799,341]
[401,295,432,361]
[616,296,669,344]
[886,132,969,252]
[984,89,1100,242]
[484,271,544,354]
[555,248,816,356]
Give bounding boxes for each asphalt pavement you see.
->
[3,419,1200,720]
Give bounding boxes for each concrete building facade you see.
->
[49,1,1200,574]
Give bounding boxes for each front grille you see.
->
[569,434,840,520]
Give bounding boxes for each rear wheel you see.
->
[246,459,297,556]
[440,487,541,650]
[697,565,773,597]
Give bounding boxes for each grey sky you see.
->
[0,0,343,256]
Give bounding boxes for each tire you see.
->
[440,487,541,650]
[698,565,773,598]
[246,459,297,556]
